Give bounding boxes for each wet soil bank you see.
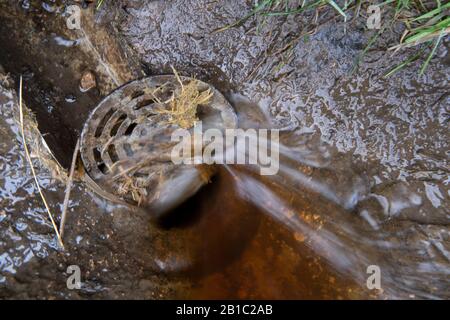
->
[0,0,449,299]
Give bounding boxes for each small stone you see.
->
[20,0,30,10]
[294,232,305,242]
[80,70,96,92]
[65,94,77,103]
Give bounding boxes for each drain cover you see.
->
[80,75,237,213]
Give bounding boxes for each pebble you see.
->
[65,94,77,103]
[80,70,96,92]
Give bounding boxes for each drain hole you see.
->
[131,90,145,99]
[97,163,108,174]
[133,172,148,178]
[125,123,138,136]
[156,176,213,229]
[93,147,102,163]
[93,147,109,174]
[111,114,127,136]
[95,108,115,138]
[123,143,133,157]
[107,144,119,163]
[134,98,156,110]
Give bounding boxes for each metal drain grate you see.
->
[80,75,237,208]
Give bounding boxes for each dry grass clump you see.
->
[12,90,68,183]
[107,152,173,206]
[115,173,148,205]
[157,67,213,129]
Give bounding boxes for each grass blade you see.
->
[60,138,80,239]
[383,47,427,77]
[327,0,347,18]
[419,28,445,75]
[214,0,272,33]
[411,2,450,21]
[352,26,384,74]
[96,0,105,10]
[405,17,450,44]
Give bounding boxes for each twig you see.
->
[18,76,65,249]
[59,138,80,239]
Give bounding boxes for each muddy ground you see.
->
[0,0,448,299]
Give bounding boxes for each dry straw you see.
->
[18,76,65,249]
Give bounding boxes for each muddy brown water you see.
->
[0,0,449,299]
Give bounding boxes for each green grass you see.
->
[387,1,449,76]
[95,0,448,75]
[96,0,105,10]
[220,0,449,76]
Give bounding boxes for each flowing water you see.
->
[0,0,448,299]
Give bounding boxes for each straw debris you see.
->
[18,77,65,249]
[157,66,213,129]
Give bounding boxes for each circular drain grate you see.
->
[80,75,237,209]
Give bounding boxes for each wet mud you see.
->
[0,0,449,299]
